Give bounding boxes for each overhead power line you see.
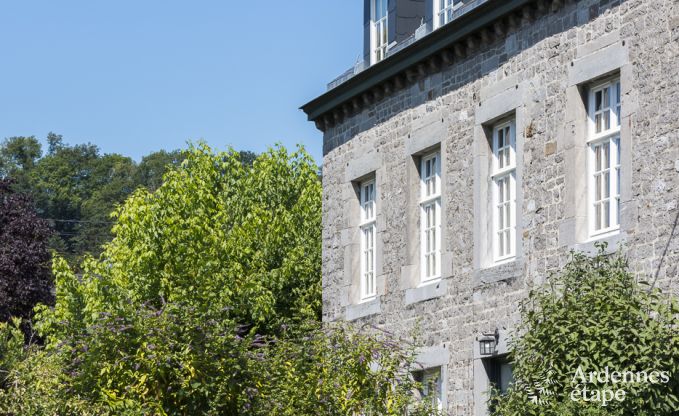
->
[44,218,116,225]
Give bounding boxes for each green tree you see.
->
[14,144,320,413]
[0,144,435,415]
[0,135,261,262]
[134,149,186,192]
[491,246,679,416]
[238,150,257,167]
[74,153,137,255]
[46,132,64,155]
[0,136,42,191]
[28,142,112,259]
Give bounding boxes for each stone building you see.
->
[301,0,679,414]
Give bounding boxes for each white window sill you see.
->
[419,276,441,287]
[358,295,377,304]
[345,297,381,321]
[492,255,516,266]
[405,279,447,306]
[572,231,626,255]
[586,227,620,242]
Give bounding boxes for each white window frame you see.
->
[587,78,621,238]
[434,0,464,29]
[371,0,388,64]
[491,120,516,263]
[420,152,441,283]
[359,180,377,301]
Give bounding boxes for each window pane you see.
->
[595,90,602,111]
[492,123,515,260]
[616,82,622,126]
[505,230,511,255]
[361,223,376,298]
[603,87,610,108]
[500,363,514,395]
[595,203,602,230]
[594,145,604,172]
[604,172,610,198]
[604,201,610,228]
[416,368,442,410]
[595,113,602,133]
[604,110,610,130]
[603,142,609,168]
[505,204,511,228]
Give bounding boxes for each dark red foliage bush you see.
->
[0,179,54,327]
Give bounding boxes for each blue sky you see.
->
[0,1,363,163]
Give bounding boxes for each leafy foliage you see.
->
[247,322,438,416]
[133,149,187,192]
[0,134,194,261]
[0,135,258,262]
[491,246,679,416]
[0,179,54,330]
[0,144,434,415]
[0,136,42,191]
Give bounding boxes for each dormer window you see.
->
[371,0,388,64]
[436,0,464,29]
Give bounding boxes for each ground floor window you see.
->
[484,356,513,395]
[413,367,443,411]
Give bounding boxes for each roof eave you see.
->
[301,0,536,124]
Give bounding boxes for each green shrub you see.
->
[491,246,679,416]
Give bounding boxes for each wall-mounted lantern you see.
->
[479,329,499,356]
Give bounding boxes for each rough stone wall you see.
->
[320,0,679,414]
